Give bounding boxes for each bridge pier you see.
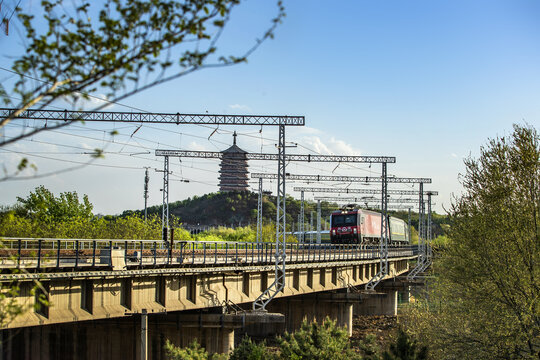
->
[354,290,398,316]
[245,287,401,339]
[0,312,266,359]
[261,293,355,337]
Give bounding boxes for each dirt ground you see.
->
[351,315,398,350]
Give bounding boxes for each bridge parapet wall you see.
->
[3,256,412,329]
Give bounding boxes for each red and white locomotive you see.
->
[330,205,409,245]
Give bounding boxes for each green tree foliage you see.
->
[164,340,227,360]
[278,317,362,360]
[228,336,275,360]
[15,185,93,222]
[0,186,189,240]
[198,226,256,242]
[163,319,431,360]
[0,0,284,178]
[195,224,296,243]
[165,340,210,360]
[402,124,540,359]
[381,329,427,360]
[355,334,382,360]
[1,186,300,242]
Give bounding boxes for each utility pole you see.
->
[408,207,412,243]
[310,211,314,244]
[161,156,170,245]
[316,200,321,244]
[144,167,150,222]
[126,308,149,360]
[256,177,263,245]
[141,309,148,360]
[299,190,305,243]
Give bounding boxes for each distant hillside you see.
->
[125,191,450,237]
[126,191,336,229]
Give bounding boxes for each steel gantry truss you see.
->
[7,107,308,311]
[313,197,422,204]
[251,172,431,184]
[291,183,437,285]
[408,191,435,279]
[251,172,433,290]
[294,186,438,196]
[253,124,288,310]
[155,149,395,163]
[408,183,425,280]
[407,189,437,280]
[1,108,305,126]
[367,163,389,290]
[155,148,394,310]
[251,172,433,245]
[279,167,391,290]
[425,192,433,270]
[11,107,433,304]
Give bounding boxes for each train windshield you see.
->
[332,214,357,227]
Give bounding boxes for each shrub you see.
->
[278,317,361,360]
[229,336,274,360]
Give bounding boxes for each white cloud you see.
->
[288,126,323,137]
[228,104,251,111]
[57,93,114,110]
[451,153,458,158]
[186,141,211,151]
[297,135,362,156]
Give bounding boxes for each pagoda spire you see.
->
[218,131,249,192]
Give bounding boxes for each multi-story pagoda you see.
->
[218,132,249,192]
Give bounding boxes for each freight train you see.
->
[330,205,409,245]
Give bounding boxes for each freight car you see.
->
[330,205,409,245]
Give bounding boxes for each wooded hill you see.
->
[127,191,450,237]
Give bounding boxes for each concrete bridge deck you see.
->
[0,238,417,358]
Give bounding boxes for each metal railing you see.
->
[0,237,414,270]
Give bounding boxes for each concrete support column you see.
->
[220,328,235,354]
[204,328,218,354]
[203,328,235,354]
[337,303,353,337]
[355,290,398,316]
[264,296,355,337]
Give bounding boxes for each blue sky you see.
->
[1,0,539,216]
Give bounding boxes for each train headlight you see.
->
[353,228,357,234]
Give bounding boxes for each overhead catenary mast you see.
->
[158,149,396,306]
[144,167,150,221]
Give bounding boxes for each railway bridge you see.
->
[0,238,416,359]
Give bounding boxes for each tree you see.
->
[164,340,210,360]
[0,0,285,179]
[229,336,275,360]
[15,185,93,221]
[402,124,540,359]
[382,329,427,360]
[164,339,228,360]
[278,317,362,360]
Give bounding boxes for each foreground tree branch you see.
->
[0,0,285,179]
